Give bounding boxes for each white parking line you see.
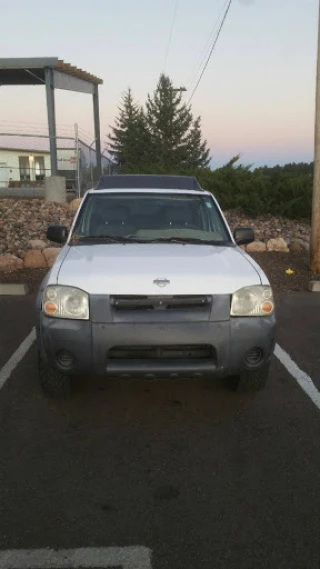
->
[0,328,36,391]
[275,343,320,410]
[0,546,152,569]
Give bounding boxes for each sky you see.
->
[0,0,318,168]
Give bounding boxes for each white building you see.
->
[0,133,114,190]
[0,146,78,188]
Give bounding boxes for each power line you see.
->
[186,0,230,93]
[187,0,232,104]
[163,0,179,72]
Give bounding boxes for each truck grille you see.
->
[109,345,215,361]
[110,295,211,311]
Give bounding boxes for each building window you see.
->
[34,156,45,182]
[19,157,31,182]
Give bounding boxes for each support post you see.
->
[93,84,102,179]
[311,1,320,274]
[45,67,58,176]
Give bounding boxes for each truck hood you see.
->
[55,243,262,295]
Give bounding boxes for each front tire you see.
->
[38,354,71,399]
[235,363,270,393]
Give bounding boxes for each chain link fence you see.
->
[0,133,113,195]
[78,138,114,194]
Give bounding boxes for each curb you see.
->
[308,280,320,292]
[0,284,29,296]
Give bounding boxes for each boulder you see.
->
[43,247,61,268]
[247,241,267,253]
[28,239,46,250]
[290,238,310,251]
[266,238,289,252]
[289,241,303,253]
[69,198,82,212]
[0,254,23,271]
[23,250,47,269]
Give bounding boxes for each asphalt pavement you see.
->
[0,293,319,569]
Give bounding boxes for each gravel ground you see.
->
[250,252,311,292]
[0,252,312,294]
[0,268,48,294]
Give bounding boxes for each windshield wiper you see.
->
[72,235,230,246]
[142,237,229,246]
[74,235,140,244]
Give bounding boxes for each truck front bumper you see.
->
[36,315,276,380]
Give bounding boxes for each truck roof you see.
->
[93,174,204,192]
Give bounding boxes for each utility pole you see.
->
[310,0,320,276]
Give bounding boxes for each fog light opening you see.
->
[56,350,74,369]
[245,347,264,367]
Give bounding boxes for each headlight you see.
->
[42,286,89,320]
[231,286,274,317]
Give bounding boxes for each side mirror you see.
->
[233,227,255,246]
[47,225,69,244]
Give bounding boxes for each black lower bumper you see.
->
[106,359,216,379]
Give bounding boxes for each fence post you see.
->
[93,85,102,179]
[74,123,81,197]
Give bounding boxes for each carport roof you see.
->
[0,57,103,86]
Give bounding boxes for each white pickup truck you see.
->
[36,175,276,397]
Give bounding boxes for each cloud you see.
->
[238,0,254,5]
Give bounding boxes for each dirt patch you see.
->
[250,252,311,293]
[0,268,48,294]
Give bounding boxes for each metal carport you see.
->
[0,57,103,178]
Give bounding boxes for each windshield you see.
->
[72,192,231,244]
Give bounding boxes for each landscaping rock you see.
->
[247,241,267,253]
[0,199,312,262]
[0,199,74,260]
[29,239,47,250]
[23,250,47,269]
[0,254,23,271]
[267,238,289,252]
[69,198,82,212]
[290,238,310,251]
[43,247,61,268]
[289,241,304,253]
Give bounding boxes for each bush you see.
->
[120,157,313,220]
[198,158,313,219]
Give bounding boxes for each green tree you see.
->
[108,88,150,171]
[146,74,193,169]
[185,116,210,169]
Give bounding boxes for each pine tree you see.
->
[109,76,211,173]
[185,117,210,169]
[108,89,149,171]
[146,74,193,169]
[133,107,152,172]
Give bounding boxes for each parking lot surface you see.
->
[0,293,320,569]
